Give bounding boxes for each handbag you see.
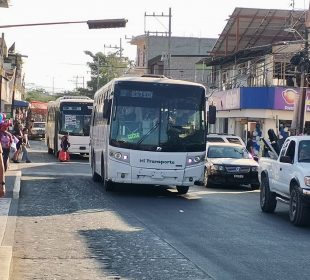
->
[58,150,70,162]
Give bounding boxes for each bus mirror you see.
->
[103,99,112,119]
[208,105,216,124]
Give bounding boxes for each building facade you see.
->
[199,7,309,144]
[130,34,216,82]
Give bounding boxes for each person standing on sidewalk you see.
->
[0,141,5,197]
[0,122,13,171]
[12,121,23,163]
[21,127,31,163]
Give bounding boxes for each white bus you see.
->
[46,96,93,156]
[90,76,206,194]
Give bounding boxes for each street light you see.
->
[0,18,128,29]
[0,18,128,121]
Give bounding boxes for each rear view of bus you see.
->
[90,76,206,194]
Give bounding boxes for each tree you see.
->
[25,88,57,102]
[84,51,133,97]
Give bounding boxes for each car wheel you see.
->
[204,168,213,188]
[91,154,101,182]
[289,185,310,226]
[260,175,277,213]
[176,185,189,194]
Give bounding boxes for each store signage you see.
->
[274,87,310,111]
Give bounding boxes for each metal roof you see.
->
[211,7,306,57]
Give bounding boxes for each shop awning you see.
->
[13,100,29,108]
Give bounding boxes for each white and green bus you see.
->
[90,76,206,194]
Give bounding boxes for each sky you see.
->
[0,0,308,93]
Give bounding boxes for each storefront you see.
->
[209,86,310,141]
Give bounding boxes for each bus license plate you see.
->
[234,175,244,178]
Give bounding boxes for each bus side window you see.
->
[103,99,112,120]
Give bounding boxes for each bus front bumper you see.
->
[107,160,204,186]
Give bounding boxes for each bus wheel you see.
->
[104,180,114,192]
[91,155,101,182]
[176,185,189,195]
[48,147,53,154]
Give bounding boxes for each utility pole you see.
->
[298,27,308,135]
[104,38,123,57]
[168,7,172,77]
[144,8,172,77]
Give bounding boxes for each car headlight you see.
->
[251,166,258,172]
[186,154,205,166]
[211,164,225,171]
[304,176,310,187]
[109,150,130,163]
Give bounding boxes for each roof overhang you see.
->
[211,7,306,57]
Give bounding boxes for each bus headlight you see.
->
[186,154,205,166]
[109,150,130,163]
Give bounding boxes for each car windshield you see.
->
[208,145,251,159]
[298,140,310,162]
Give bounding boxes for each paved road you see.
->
[11,140,310,280]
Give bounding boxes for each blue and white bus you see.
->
[90,76,206,194]
[46,96,93,156]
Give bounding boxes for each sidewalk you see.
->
[0,170,21,280]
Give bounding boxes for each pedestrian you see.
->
[0,122,13,171]
[0,141,5,197]
[60,132,70,152]
[21,128,31,163]
[246,131,254,156]
[12,121,23,163]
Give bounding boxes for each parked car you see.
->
[29,121,46,139]
[206,133,246,147]
[204,142,259,189]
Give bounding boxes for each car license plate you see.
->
[234,174,244,178]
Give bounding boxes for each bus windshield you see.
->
[59,102,92,136]
[110,82,206,152]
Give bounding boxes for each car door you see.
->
[276,140,295,196]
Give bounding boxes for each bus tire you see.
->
[104,180,114,192]
[47,141,53,154]
[91,154,101,182]
[176,185,189,195]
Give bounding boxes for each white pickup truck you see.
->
[258,135,310,226]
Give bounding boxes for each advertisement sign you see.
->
[274,87,310,111]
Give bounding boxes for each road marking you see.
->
[21,171,91,177]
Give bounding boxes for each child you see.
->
[60,132,70,151]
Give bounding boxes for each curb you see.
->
[0,170,21,280]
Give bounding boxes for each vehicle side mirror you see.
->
[208,105,216,124]
[253,156,259,162]
[103,99,112,119]
[279,155,292,163]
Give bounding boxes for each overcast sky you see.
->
[0,0,308,92]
